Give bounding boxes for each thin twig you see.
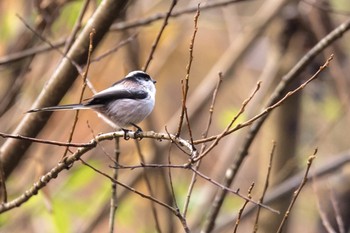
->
[110,161,279,213]
[0,131,93,147]
[253,141,276,233]
[166,143,191,233]
[112,163,189,170]
[233,183,254,233]
[176,4,200,140]
[0,131,194,214]
[0,0,250,66]
[190,167,279,214]
[143,0,177,71]
[64,0,91,53]
[110,0,251,31]
[62,29,96,159]
[183,73,223,217]
[202,53,334,232]
[91,32,138,63]
[192,80,261,162]
[86,121,116,164]
[16,14,82,73]
[79,159,179,217]
[0,0,130,185]
[214,151,350,232]
[164,126,193,157]
[108,137,120,233]
[134,140,162,233]
[194,54,335,145]
[0,39,66,65]
[276,150,317,233]
[167,143,179,211]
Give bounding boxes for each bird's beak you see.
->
[152,80,157,84]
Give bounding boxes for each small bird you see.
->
[28,70,156,135]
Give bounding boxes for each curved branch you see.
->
[0,131,195,214]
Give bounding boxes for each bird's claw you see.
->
[134,128,143,140]
[122,129,131,140]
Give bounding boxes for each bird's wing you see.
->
[84,88,148,106]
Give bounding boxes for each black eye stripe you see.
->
[136,73,151,80]
[128,72,152,82]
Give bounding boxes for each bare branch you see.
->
[134,140,162,233]
[0,131,94,147]
[63,0,91,53]
[233,183,254,233]
[108,137,120,233]
[253,141,276,233]
[0,130,194,214]
[192,80,261,162]
[176,4,200,140]
[190,167,279,214]
[143,0,178,71]
[0,39,65,65]
[111,0,251,31]
[276,150,317,233]
[62,29,96,159]
[183,73,224,217]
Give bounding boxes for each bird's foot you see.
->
[131,124,143,140]
[121,128,131,140]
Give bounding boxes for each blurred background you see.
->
[1,0,350,232]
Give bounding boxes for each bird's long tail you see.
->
[27,104,89,113]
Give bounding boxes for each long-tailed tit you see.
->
[28,70,156,134]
